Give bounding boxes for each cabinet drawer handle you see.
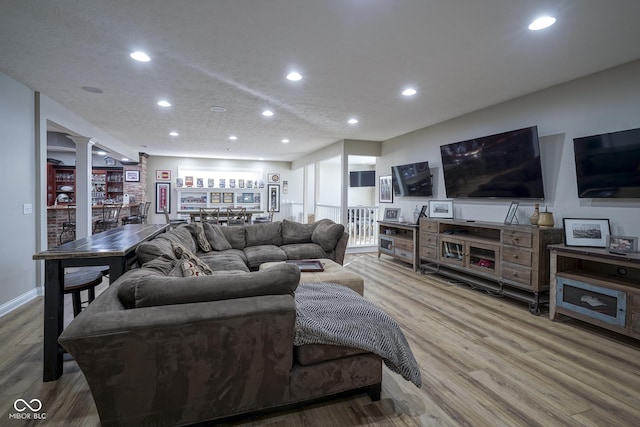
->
[513,255,518,258]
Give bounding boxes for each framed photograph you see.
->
[156,170,171,181]
[563,218,611,248]
[379,175,393,203]
[504,202,519,225]
[429,200,454,219]
[607,235,638,254]
[268,173,280,184]
[222,192,234,204]
[124,170,140,182]
[268,184,280,212]
[155,182,171,214]
[383,208,401,222]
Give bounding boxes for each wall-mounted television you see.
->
[391,161,432,197]
[440,126,545,199]
[573,127,640,198]
[349,170,376,187]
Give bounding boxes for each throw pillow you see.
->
[311,219,345,251]
[203,223,232,251]
[181,259,210,277]
[172,242,213,275]
[194,222,213,252]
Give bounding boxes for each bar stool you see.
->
[63,268,105,317]
[94,203,123,233]
[59,204,76,244]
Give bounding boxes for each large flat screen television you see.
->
[440,126,545,199]
[349,170,375,187]
[392,161,432,197]
[573,127,640,198]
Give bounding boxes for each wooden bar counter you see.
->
[46,204,136,247]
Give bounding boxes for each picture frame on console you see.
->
[607,235,638,254]
[428,200,454,219]
[379,175,393,203]
[563,218,611,248]
[504,201,519,225]
[383,208,401,222]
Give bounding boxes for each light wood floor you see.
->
[2,253,640,426]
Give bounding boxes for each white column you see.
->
[67,136,94,239]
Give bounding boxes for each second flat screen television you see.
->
[440,126,545,199]
[392,161,433,197]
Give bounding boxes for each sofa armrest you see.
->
[59,294,296,426]
[334,231,349,265]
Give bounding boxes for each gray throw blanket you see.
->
[294,282,422,388]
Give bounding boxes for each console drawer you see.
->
[420,221,438,233]
[420,232,437,247]
[420,245,437,260]
[395,248,413,262]
[395,239,413,252]
[502,264,532,287]
[503,231,533,248]
[502,247,532,267]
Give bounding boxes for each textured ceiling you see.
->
[1,0,640,161]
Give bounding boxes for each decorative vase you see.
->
[530,203,540,225]
[538,212,554,227]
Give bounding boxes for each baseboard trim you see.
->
[0,287,41,318]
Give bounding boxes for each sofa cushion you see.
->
[172,242,213,275]
[203,223,232,251]
[221,225,246,250]
[130,263,301,308]
[311,219,345,252]
[282,219,316,244]
[181,259,212,277]
[199,249,250,272]
[244,245,288,269]
[245,221,283,247]
[194,223,213,252]
[295,344,368,366]
[280,243,328,260]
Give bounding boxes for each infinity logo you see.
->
[13,398,42,412]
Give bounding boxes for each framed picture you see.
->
[607,235,638,254]
[268,173,280,184]
[379,175,393,203]
[155,182,171,214]
[383,208,401,222]
[268,184,280,212]
[124,170,140,182]
[222,192,234,204]
[563,218,611,248]
[429,200,454,219]
[504,202,519,225]
[156,170,171,181]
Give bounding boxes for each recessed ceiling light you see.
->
[348,118,359,125]
[402,88,417,96]
[229,135,238,140]
[169,131,179,136]
[157,100,171,107]
[96,151,107,156]
[81,86,104,94]
[130,51,151,62]
[281,139,290,144]
[286,71,302,81]
[262,110,274,117]
[528,16,556,31]
[210,106,226,113]
[122,158,129,162]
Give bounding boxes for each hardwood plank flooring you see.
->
[2,253,640,426]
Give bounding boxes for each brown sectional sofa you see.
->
[59,219,383,426]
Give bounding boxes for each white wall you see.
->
[379,59,640,236]
[0,72,37,313]
[145,156,302,223]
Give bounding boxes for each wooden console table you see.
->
[33,224,169,381]
[378,221,420,270]
[419,218,563,314]
[549,244,640,339]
